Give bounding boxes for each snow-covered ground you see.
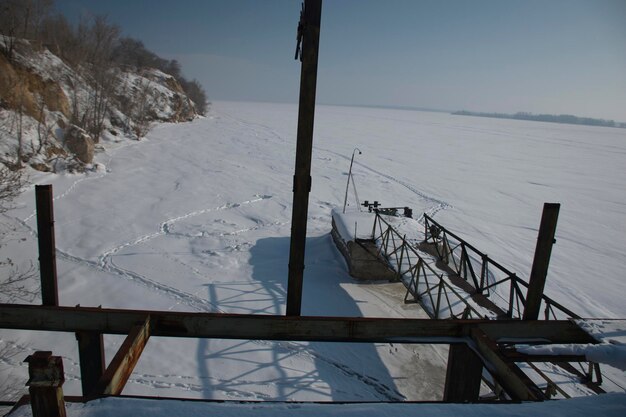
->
[1,101,625,405]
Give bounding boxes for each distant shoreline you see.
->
[452,110,626,129]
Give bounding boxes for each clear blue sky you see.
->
[55,0,626,121]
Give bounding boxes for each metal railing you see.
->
[371,211,602,392]
[372,213,487,319]
[423,214,580,320]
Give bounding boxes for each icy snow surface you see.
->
[331,209,376,241]
[2,101,626,404]
[519,320,626,371]
[7,394,626,417]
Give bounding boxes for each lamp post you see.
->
[342,147,361,213]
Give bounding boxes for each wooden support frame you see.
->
[93,316,151,396]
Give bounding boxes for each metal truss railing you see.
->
[372,212,485,319]
[422,214,580,320]
[370,211,603,392]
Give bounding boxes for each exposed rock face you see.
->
[64,125,95,164]
[0,39,201,169]
[0,51,70,121]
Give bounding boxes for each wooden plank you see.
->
[0,304,597,344]
[35,185,58,307]
[443,343,483,402]
[287,0,323,316]
[470,328,546,401]
[524,203,560,320]
[93,316,151,396]
[75,332,104,396]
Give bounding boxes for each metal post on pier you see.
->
[35,185,58,307]
[523,203,560,320]
[25,351,67,417]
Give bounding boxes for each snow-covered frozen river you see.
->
[2,101,625,401]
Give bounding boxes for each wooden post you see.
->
[443,343,483,402]
[523,203,560,321]
[287,0,322,316]
[35,185,58,306]
[25,351,66,417]
[75,331,105,396]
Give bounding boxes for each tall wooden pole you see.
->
[523,203,560,320]
[287,0,322,316]
[35,185,58,306]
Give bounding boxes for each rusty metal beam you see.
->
[524,203,560,320]
[75,332,105,396]
[25,351,67,417]
[92,316,151,396]
[0,304,596,345]
[35,185,58,307]
[500,349,586,363]
[470,328,546,401]
[287,0,323,316]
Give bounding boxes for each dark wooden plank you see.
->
[93,316,151,396]
[0,304,597,344]
[287,0,323,317]
[524,203,560,320]
[35,185,58,307]
[443,343,483,402]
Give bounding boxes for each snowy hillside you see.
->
[0,38,197,172]
[1,101,625,404]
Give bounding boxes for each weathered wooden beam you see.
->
[35,185,58,306]
[524,203,560,320]
[470,328,546,401]
[0,304,596,344]
[287,0,323,316]
[443,343,483,402]
[93,316,151,396]
[75,331,105,396]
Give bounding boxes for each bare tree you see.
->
[0,165,23,210]
[132,76,154,137]
[0,0,53,59]
[0,165,38,303]
[35,94,53,153]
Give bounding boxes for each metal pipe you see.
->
[342,147,361,213]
